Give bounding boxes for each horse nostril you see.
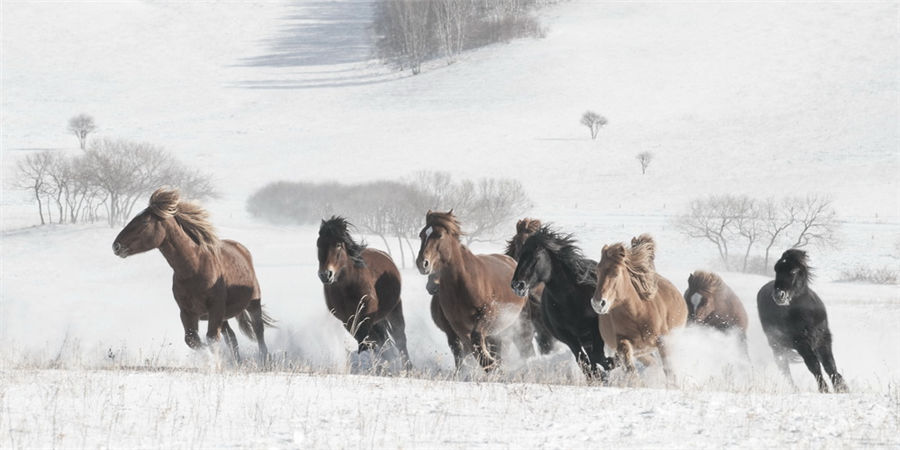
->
[422,259,430,268]
[113,242,121,252]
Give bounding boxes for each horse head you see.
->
[591,243,628,315]
[316,216,366,285]
[112,188,180,258]
[416,210,462,276]
[772,249,812,306]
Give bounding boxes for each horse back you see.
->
[361,248,402,312]
[718,283,749,330]
[655,274,687,331]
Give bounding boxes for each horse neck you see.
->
[157,217,209,278]
[544,253,580,294]
[440,239,481,291]
[611,267,648,315]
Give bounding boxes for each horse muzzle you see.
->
[510,280,529,297]
[771,290,791,306]
[318,269,336,285]
[591,297,611,315]
[112,241,130,258]
[417,258,432,276]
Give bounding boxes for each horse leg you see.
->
[386,303,411,370]
[588,325,615,372]
[795,341,828,393]
[738,330,751,362]
[616,339,638,387]
[179,310,204,350]
[816,336,848,393]
[471,330,498,372]
[431,296,463,370]
[771,347,797,390]
[246,299,269,363]
[656,336,677,386]
[221,320,241,363]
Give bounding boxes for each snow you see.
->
[1,0,899,447]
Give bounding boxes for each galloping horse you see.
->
[505,218,556,355]
[591,235,687,379]
[113,188,273,362]
[757,249,848,393]
[684,270,750,357]
[510,225,613,378]
[317,217,410,368]
[416,211,526,371]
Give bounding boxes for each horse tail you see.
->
[237,306,277,342]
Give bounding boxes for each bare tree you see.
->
[760,197,798,272]
[432,0,474,64]
[676,196,743,269]
[790,194,838,249]
[15,151,55,224]
[374,0,434,74]
[68,114,97,150]
[732,196,761,272]
[636,151,653,175]
[463,178,532,245]
[580,111,607,140]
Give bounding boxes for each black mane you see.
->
[524,226,597,284]
[774,248,814,286]
[318,216,366,267]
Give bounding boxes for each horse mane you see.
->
[318,216,367,267]
[775,248,814,283]
[425,210,464,239]
[526,225,597,283]
[505,218,542,258]
[688,270,723,297]
[603,235,658,301]
[148,187,219,252]
[631,233,656,269]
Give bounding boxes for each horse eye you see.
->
[335,243,342,249]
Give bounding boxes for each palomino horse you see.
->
[684,270,750,357]
[113,188,273,362]
[505,218,556,355]
[591,235,687,379]
[758,249,848,393]
[317,217,410,369]
[510,225,613,378]
[416,210,526,371]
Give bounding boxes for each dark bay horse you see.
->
[684,270,750,357]
[505,218,556,355]
[757,249,848,393]
[317,217,410,369]
[113,188,273,362]
[510,226,613,379]
[416,210,526,371]
[592,235,687,379]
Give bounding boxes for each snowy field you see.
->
[2,0,899,448]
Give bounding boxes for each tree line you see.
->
[246,171,532,267]
[16,138,215,227]
[676,194,838,273]
[373,0,545,74]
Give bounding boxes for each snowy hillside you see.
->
[2,0,899,447]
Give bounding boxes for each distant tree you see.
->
[432,0,474,64]
[676,196,743,269]
[580,111,607,140]
[760,197,798,272]
[464,178,532,245]
[68,114,97,150]
[789,194,838,250]
[636,151,653,175]
[374,0,434,74]
[15,151,55,224]
[732,196,761,272]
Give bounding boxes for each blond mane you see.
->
[425,210,464,238]
[603,235,659,301]
[688,270,723,296]
[148,187,219,251]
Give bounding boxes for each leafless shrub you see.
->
[580,111,607,140]
[837,266,899,285]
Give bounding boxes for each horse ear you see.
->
[448,208,454,215]
[427,209,433,215]
[688,273,694,282]
[602,244,608,252]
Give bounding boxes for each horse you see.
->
[112,188,273,363]
[317,217,410,369]
[416,210,527,371]
[510,225,614,378]
[684,270,750,357]
[757,249,848,393]
[505,218,556,355]
[591,234,687,379]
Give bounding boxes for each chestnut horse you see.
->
[591,235,687,378]
[416,211,526,371]
[505,218,556,355]
[684,270,750,357]
[317,217,410,368]
[113,188,273,362]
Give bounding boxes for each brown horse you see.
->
[684,270,750,357]
[317,217,410,369]
[591,234,687,378]
[505,218,557,355]
[416,210,526,371]
[112,188,273,362]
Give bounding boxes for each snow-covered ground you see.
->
[2,0,899,448]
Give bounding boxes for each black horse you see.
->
[757,249,848,393]
[510,226,614,379]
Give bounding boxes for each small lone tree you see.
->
[580,111,607,139]
[636,151,653,174]
[68,114,97,150]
